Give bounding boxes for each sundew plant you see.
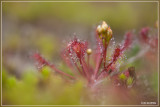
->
[34,21,136,87]
[31,21,158,104]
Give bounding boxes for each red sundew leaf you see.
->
[67,38,88,59]
[33,53,49,67]
[140,27,158,48]
[64,38,89,77]
[33,53,75,79]
[106,32,133,70]
[140,27,149,43]
[63,48,85,76]
[61,51,83,77]
[61,51,74,71]
[112,47,121,62]
[121,32,133,51]
[106,47,121,70]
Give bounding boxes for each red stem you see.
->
[74,62,85,76]
[80,59,89,79]
[87,55,89,67]
[103,42,108,68]
[34,53,75,79]
[67,52,85,76]
[93,55,103,80]
[49,64,75,79]
[106,62,113,70]
[87,55,91,75]
[61,54,77,75]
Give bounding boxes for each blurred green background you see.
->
[2,1,158,105]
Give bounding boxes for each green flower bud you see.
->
[96,21,113,45]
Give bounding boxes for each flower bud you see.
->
[97,25,102,34]
[101,21,108,32]
[96,21,113,45]
[107,27,112,36]
[87,48,92,55]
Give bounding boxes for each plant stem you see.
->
[80,59,90,80]
[75,62,85,76]
[87,55,90,68]
[93,55,103,80]
[103,40,107,68]
[49,64,75,79]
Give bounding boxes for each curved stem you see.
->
[49,64,75,79]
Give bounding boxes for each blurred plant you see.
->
[140,27,158,48]
[33,21,137,88]
[2,68,83,105]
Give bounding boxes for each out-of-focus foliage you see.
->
[2,67,83,105]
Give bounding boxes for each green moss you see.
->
[41,66,52,79]
[119,73,126,81]
[6,76,17,88]
[2,69,83,105]
[127,77,133,86]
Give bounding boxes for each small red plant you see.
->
[33,21,135,87]
[140,27,158,48]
